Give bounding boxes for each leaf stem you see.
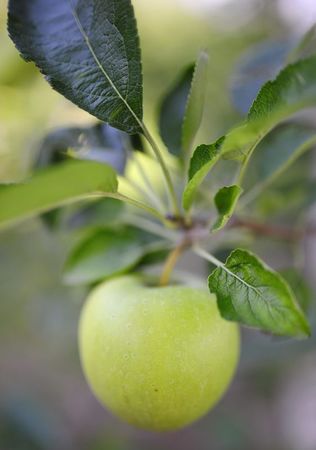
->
[160,241,188,286]
[87,192,168,224]
[193,246,223,268]
[141,123,181,217]
[129,151,167,213]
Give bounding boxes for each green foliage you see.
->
[183,136,225,210]
[182,51,209,157]
[208,249,310,337]
[64,226,164,285]
[8,0,143,133]
[223,56,316,161]
[4,1,316,340]
[0,161,118,230]
[159,65,194,157]
[212,185,243,231]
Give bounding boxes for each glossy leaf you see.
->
[159,65,194,157]
[182,136,225,210]
[64,226,166,284]
[0,161,118,230]
[8,0,143,133]
[208,249,310,337]
[212,185,242,231]
[182,51,209,155]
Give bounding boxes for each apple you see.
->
[78,276,240,431]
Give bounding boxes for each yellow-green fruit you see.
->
[79,276,240,431]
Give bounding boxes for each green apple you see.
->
[79,276,240,431]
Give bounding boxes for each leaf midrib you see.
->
[68,0,143,131]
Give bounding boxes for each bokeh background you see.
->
[1,0,316,449]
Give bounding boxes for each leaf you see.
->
[36,123,130,174]
[159,65,194,157]
[212,185,242,231]
[8,0,143,134]
[231,41,290,114]
[224,56,316,160]
[244,123,316,195]
[63,226,166,284]
[182,51,209,155]
[0,160,118,230]
[182,136,225,210]
[184,56,316,206]
[208,249,310,337]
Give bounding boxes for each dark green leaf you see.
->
[212,185,242,231]
[0,161,118,230]
[64,226,166,284]
[159,65,194,157]
[8,0,143,133]
[182,51,209,155]
[208,249,310,337]
[182,136,225,210]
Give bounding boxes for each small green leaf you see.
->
[159,65,194,157]
[0,161,118,231]
[182,136,225,210]
[182,51,209,156]
[64,226,167,285]
[212,185,242,231]
[8,0,143,133]
[208,249,310,337]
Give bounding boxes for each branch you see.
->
[231,217,316,241]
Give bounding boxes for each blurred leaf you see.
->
[8,0,143,133]
[182,136,225,210]
[280,268,313,313]
[208,249,310,337]
[245,124,316,188]
[243,123,316,201]
[159,65,194,157]
[67,198,125,229]
[36,123,132,174]
[212,185,242,231]
[64,226,166,285]
[231,41,290,114]
[0,161,118,231]
[182,51,209,155]
[286,24,316,64]
[222,56,316,161]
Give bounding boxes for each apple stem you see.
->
[160,240,189,286]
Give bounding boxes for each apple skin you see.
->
[79,276,240,431]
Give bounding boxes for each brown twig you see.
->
[231,217,316,241]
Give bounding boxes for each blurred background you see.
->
[1,0,316,449]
